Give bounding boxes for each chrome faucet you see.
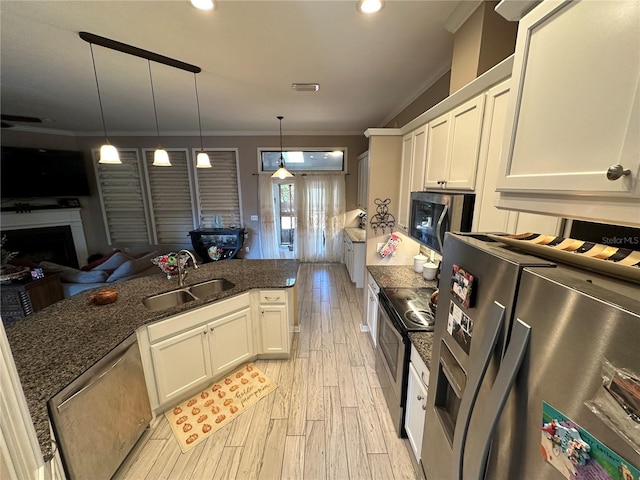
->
[177,249,199,287]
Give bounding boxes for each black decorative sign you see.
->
[369,198,396,234]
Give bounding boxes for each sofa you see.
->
[39,250,160,298]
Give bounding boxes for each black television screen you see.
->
[1,147,91,198]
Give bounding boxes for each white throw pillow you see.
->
[106,251,159,282]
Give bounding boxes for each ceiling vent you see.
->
[292,83,320,92]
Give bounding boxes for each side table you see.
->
[1,274,64,322]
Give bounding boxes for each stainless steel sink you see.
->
[188,278,235,298]
[142,289,197,312]
[142,279,235,311]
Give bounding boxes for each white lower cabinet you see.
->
[257,289,292,357]
[139,289,292,413]
[405,345,429,464]
[208,307,253,376]
[364,273,379,347]
[344,233,365,288]
[151,325,211,406]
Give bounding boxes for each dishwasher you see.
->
[48,334,152,480]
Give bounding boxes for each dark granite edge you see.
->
[4,259,299,462]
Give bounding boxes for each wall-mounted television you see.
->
[1,147,91,198]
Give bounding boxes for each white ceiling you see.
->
[0,1,462,137]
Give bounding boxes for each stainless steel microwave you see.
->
[409,191,475,253]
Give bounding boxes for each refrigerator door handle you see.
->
[452,302,505,480]
[465,319,531,480]
[436,203,449,253]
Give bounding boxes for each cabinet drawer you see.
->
[147,292,250,343]
[258,290,287,305]
[410,344,430,388]
[366,272,379,295]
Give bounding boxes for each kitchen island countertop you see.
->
[3,259,299,462]
[366,264,436,369]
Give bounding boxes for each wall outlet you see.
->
[245,246,250,252]
[250,215,259,221]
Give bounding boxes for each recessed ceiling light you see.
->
[356,0,383,14]
[190,0,215,11]
[292,83,320,92]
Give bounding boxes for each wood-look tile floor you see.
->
[115,263,418,480]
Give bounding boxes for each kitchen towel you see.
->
[165,362,277,452]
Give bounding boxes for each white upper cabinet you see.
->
[410,126,428,192]
[424,94,486,191]
[357,151,369,211]
[497,0,640,217]
[398,134,414,231]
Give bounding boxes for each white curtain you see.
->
[258,174,280,258]
[295,174,345,262]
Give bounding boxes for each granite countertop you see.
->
[4,259,299,462]
[367,264,436,370]
[344,227,366,243]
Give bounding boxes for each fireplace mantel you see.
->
[1,209,88,267]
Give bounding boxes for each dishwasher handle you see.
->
[56,341,137,412]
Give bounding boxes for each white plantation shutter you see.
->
[195,150,241,227]
[95,149,152,245]
[143,149,196,244]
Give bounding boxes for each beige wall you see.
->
[450,1,517,94]
[384,71,451,129]
[1,130,368,259]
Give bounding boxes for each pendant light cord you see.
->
[278,115,284,166]
[194,73,205,151]
[148,60,161,137]
[89,43,109,141]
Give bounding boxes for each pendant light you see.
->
[193,73,211,168]
[89,43,121,164]
[272,116,294,179]
[148,60,171,166]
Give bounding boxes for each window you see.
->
[94,149,152,245]
[194,150,242,228]
[261,150,345,173]
[276,183,295,248]
[95,148,241,247]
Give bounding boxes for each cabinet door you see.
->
[366,285,379,347]
[398,133,414,230]
[410,126,428,192]
[151,325,210,405]
[260,304,288,355]
[498,0,640,195]
[208,307,254,376]
[405,362,428,461]
[357,153,369,210]
[424,113,451,189]
[446,94,485,190]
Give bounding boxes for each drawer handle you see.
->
[420,371,429,386]
[264,296,281,301]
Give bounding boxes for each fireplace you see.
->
[2,225,78,268]
[0,209,89,268]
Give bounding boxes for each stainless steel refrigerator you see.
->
[422,233,640,480]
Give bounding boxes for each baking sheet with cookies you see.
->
[164,362,277,452]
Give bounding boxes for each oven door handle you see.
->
[436,204,449,253]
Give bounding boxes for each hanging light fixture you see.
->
[272,116,294,179]
[193,73,211,168]
[89,43,121,164]
[147,60,171,166]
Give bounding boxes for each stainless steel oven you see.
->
[409,191,475,254]
[375,296,408,436]
[375,286,436,436]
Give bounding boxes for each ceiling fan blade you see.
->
[1,114,42,123]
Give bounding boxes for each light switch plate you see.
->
[250,215,259,221]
